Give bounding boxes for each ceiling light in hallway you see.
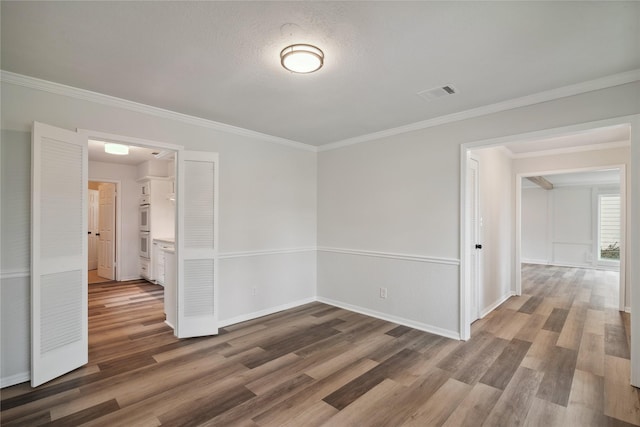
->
[104,143,129,155]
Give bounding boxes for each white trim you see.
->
[219,247,316,259]
[1,372,30,388]
[630,115,640,387]
[551,241,592,246]
[480,292,516,319]
[459,146,471,340]
[0,269,30,279]
[118,275,142,282]
[522,259,619,271]
[319,70,640,152]
[509,140,630,159]
[317,247,460,266]
[625,306,631,314]
[2,71,316,153]
[219,297,316,328]
[317,296,460,340]
[521,259,549,265]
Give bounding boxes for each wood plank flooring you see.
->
[1,265,639,426]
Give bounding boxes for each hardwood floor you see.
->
[88,270,111,284]
[1,265,639,426]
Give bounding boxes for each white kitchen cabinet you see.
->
[152,241,165,286]
[152,238,174,286]
[140,181,150,197]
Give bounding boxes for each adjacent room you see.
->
[1,1,639,425]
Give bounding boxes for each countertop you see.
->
[153,237,175,244]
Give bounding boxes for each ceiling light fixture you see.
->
[104,143,129,155]
[280,44,324,73]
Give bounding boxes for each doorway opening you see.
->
[519,168,624,311]
[31,122,220,386]
[460,120,631,341]
[88,181,118,284]
[87,137,178,333]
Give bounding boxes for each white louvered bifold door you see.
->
[31,122,88,387]
[176,151,219,338]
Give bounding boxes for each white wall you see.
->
[521,187,548,263]
[89,161,141,280]
[1,130,31,385]
[522,183,621,269]
[318,81,640,340]
[470,147,514,317]
[0,80,317,386]
[317,129,461,337]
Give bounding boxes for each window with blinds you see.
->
[599,194,620,261]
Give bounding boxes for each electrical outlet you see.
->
[379,287,388,299]
[252,287,257,296]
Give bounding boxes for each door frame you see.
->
[88,179,121,281]
[78,129,183,285]
[467,155,481,323]
[459,115,637,338]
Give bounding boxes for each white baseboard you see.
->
[118,276,143,282]
[316,296,460,340]
[1,371,30,388]
[625,306,631,313]
[219,297,317,328]
[521,259,549,265]
[522,260,619,271]
[480,292,516,318]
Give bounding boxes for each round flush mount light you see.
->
[280,44,324,73]
[104,142,129,155]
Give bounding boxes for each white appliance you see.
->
[139,231,151,258]
[139,204,150,231]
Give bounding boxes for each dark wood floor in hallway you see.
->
[1,265,638,426]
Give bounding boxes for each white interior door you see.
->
[468,157,481,322]
[97,183,115,280]
[31,121,88,387]
[176,151,219,338]
[88,189,99,270]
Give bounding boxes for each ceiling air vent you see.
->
[417,84,457,101]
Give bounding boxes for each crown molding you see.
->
[318,69,640,152]
[3,69,638,154]
[0,70,317,153]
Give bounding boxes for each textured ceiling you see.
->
[2,1,639,146]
